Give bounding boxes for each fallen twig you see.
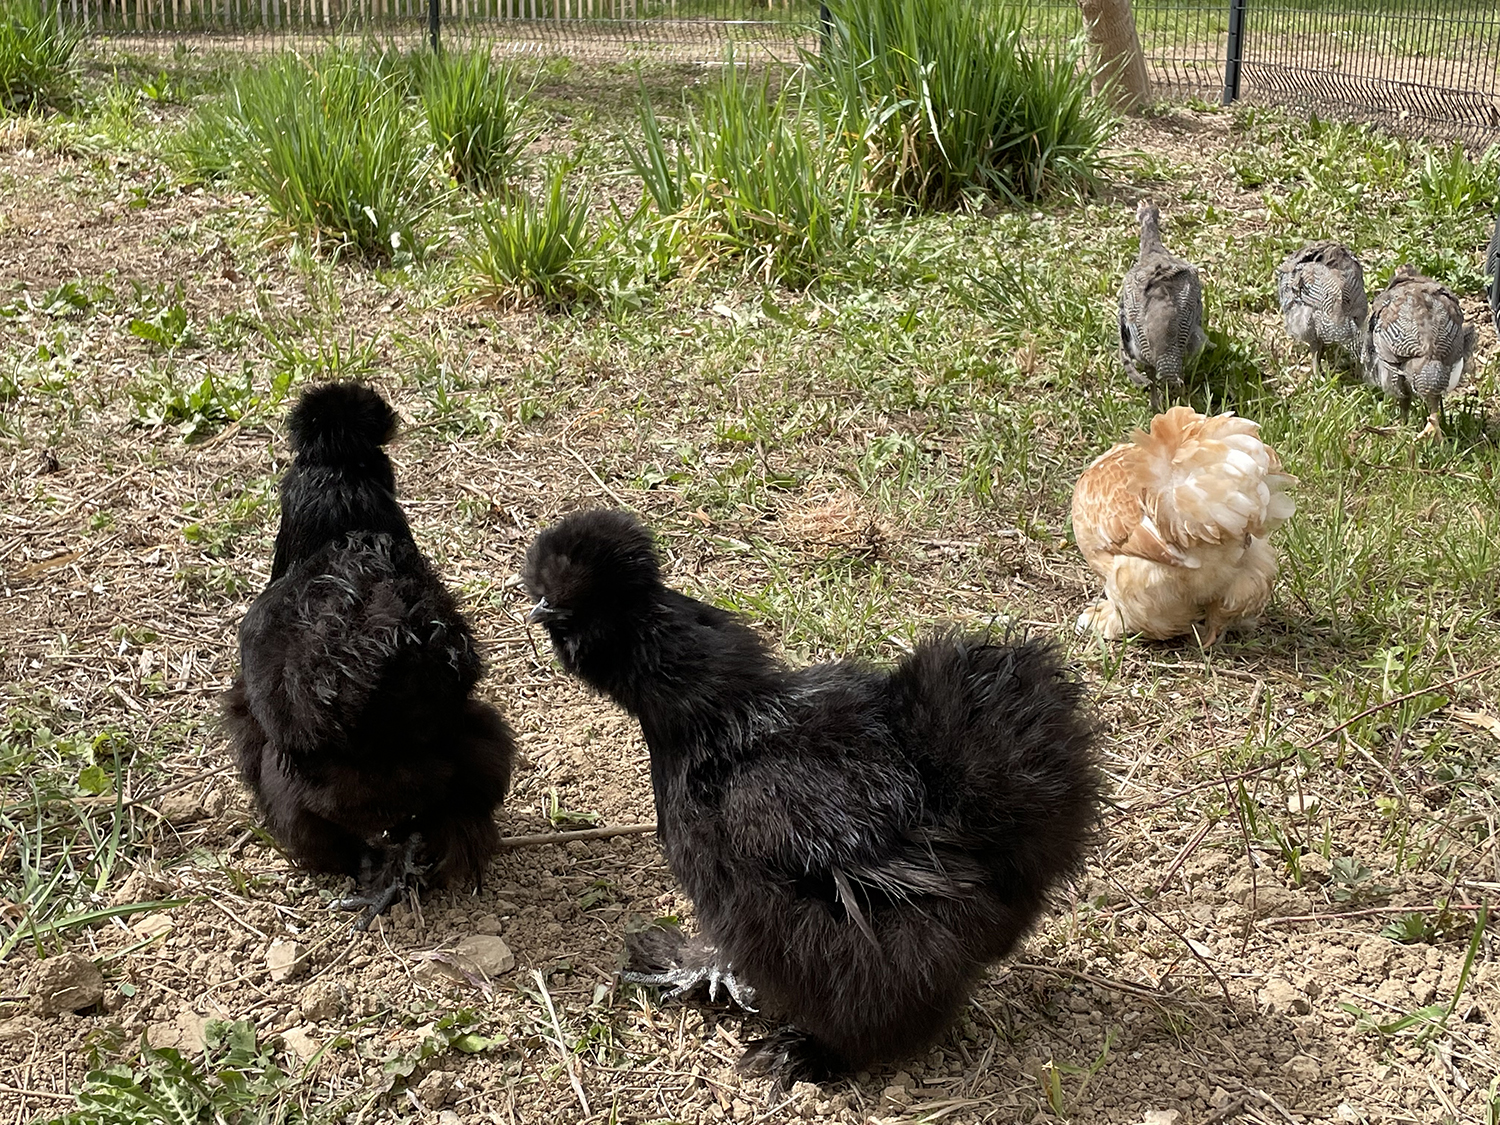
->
[1262,903,1487,926]
[499,823,657,849]
[532,968,590,1117]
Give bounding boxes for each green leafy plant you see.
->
[130,364,262,442]
[181,46,434,259]
[44,1020,299,1125]
[413,44,529,190]
[813,0,1116,208]
[625,60,866,286]
[128,303,194,352]
[465,161,594,309]
[0,0,80,112]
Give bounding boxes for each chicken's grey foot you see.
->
[621,962,758,1011]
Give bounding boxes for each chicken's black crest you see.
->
[524,508,1103,1084]
[285,382,399,459]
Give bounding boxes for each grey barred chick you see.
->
[1276,241,1368,377]
[1485,220,1499,338]
[1119,199,1205,413]
[1364,265,1475,441]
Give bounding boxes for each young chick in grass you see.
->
[523,509,1101,1084]
[223,383,514,929]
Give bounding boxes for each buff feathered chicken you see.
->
[1071,407,1296,646]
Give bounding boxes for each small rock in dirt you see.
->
[111,870,172,906]
[147,1010,207,1051]
[158,792,206,824]
[1225,875,1299,917]
[455,934,515,977]
[1282,1053,1322,1084]
[300,981,348,1022]
[0,1016,39,1040]
[416,1069,457,1107]
[29,952,105,1015]
[437,1113,462,1125]
[788,1081,819,1115]
[132,914,173,940]
[1356,937,1390,972]
[1141,1112,1180,1125]
[1258,978,1311,1015]
[1208,1087,1233,1110]
[730,1099,752,1121]
[282,1026,320,1063]
[266,938,309,982]
[470,913,504,935]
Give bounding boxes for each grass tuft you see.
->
[413,43,530,191]
[0,0,78,112]
[625,59,865,287]
[181,45,435,260]
[815,0,1116,209]
[465,161,595,310]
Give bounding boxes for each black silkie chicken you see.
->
[224,383,514,929]
[522,509,1102,1082]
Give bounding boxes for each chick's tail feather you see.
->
[1127,407,1296,547]
[887,634,1102,899]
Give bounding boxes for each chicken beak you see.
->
[527,598,561,625]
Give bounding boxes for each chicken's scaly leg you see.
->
[332,832,430,931]
[621,927,758,1010]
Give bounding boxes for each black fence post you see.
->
[429,0,440,52]
[1223,0,1246,104]
[819,3,831,57]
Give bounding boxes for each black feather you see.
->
[523,509,1102,1082]
[224,383,514,925]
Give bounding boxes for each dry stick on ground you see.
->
[532,968,590,1117]
[1262,902,1488,926]
[499,823,657,848]
[1008,962,1169,1003]
[1133,661,1500,812]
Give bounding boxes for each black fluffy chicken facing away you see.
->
[523,509,1102,1083]
[224,383,514,929]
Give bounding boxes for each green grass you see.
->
[816,0,1117,208]
[626,57,866,286]
[465,161,596,309]
[180,45,436,259]
[413,43,531,191]
[0,0,79,112]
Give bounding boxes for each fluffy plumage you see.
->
[224,383,514,928]
[1072,407,1296,646]
[1276,241,1368,376]
[523,510,1101,1083]
[1119,199,1206,411]
[1364,264,1475,440]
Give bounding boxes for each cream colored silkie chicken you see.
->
[1071,407,1296,646]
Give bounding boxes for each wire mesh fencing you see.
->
[1234,0,1500,145]
[56,0,1500,144]
[64,0,823,60]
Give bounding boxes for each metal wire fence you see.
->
[58,0,1500,144]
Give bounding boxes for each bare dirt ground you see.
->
[0,84,1497,1125]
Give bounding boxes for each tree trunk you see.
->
[1077,0,1152,113]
